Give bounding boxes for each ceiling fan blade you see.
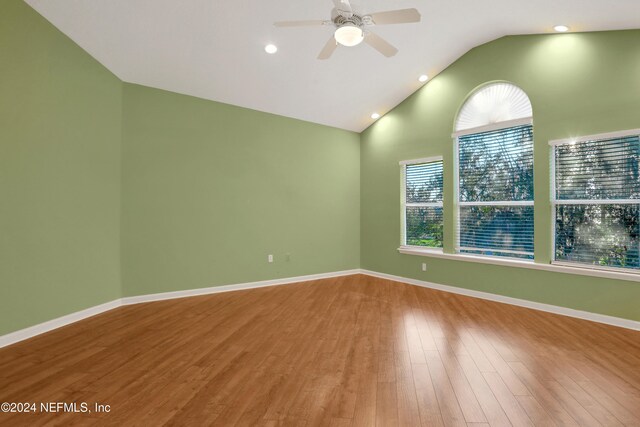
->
[333,0,353,17]
[332,0,352,14]
[317,36,338,60]
[367,8,421,25]
[364,32,398,57]
[274,20,326,27]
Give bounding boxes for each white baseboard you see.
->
[121,269,361,305]
[360,269,640,331]
[0,299,122,349]
[2,267,637,349]
[0,269,360,349]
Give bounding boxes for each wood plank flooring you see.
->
[0,274,639,426]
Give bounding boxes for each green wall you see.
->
[361,30,640,321]
[2,0,639,337]
[1,0,359,334]
[121,84,360,296]
[0,0,123,335]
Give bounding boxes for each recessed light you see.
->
[418,74,429,83]
[265,44,278,54]
[553,25,569,33]
[371,113,380,119]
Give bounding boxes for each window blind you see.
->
[457,124,534,258]
[404,160,443,248]
[553,134,640,270]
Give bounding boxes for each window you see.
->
[456,125,534,258]
[454,83,534,259]
[401,157,443,248]
[552,130,640,271]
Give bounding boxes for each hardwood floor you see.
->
[1,274,639,426]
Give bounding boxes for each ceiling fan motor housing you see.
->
[334,14,364,29]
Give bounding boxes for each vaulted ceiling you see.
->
[25,0,640,132]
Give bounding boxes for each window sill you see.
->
[398,246,640,283]
[400,246,444,254]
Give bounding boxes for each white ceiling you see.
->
[25,0,640,132]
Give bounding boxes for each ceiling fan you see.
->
[274,0,421,59]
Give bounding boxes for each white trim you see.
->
[550,142,557,261]
[0,269,360,349]
[459,200,533,207]
[121,269,360,305]
[453,137,461,250]
[452,117,532,138]
[400,164,407,245]
[399,245,443,254]
[549,128,640,146]
[553,199,640,206]
[552,260,640,275]
[456,246,533,257]
[399,155,443,166]
[360,269,640,331]
[2,268,638,350]
[0,299,122,349]
[398,246,640,282]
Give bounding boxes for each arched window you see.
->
[454,82,534,259]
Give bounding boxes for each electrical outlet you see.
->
[268,254,273,263]
[421,263,427,272]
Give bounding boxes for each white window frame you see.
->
[400,156,444,252]
[549,128,640,274]
[453,117,535,260]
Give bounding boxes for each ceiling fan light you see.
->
[334,25,364,47]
